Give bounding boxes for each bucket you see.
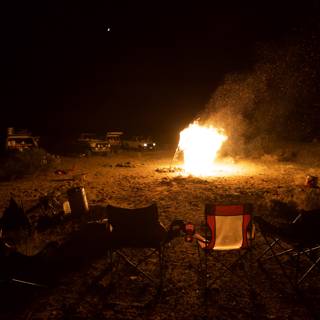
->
[67,187,89,216]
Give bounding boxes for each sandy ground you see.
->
[1,149,320,319]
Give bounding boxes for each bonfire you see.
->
[177,122,228,176]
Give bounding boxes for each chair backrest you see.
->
[204,204,253,250]
[106,203,166,247]
[289,209,320,246]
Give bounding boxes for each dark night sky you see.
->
[1,1,320,143]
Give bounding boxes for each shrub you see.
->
[0,148,59,181]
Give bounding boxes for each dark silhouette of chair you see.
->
[195,204,255,294]
[0,239,58,288]
[0,197,31,239]
[256,211,320,288]
[105,203,167,290]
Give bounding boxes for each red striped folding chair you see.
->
[195,204,255,295]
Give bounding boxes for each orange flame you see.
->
[178,123,227,176]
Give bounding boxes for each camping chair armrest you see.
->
[194,233,207,242]
[194,233,210,249]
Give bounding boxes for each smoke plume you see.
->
[200,40,320,158]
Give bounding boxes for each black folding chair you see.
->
[105,203,167,290]
[256,211,320,288]
[0,238,54,289]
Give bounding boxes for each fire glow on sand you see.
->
[177,123,231,176]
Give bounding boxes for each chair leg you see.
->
[116,250,156,283]
[197,244,208,302]
[207,250,252,287]
[259,232,297,289]
[298,250,320,285]
[197,244,203,273]
[203,249,208,307]
[256,238,279,261]
[258,238,295,262]
[110,247,165,291]
[10,278,47,288]
[295,251,300,286]
[158,247,164,291]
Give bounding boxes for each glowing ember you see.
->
[178,123,228,176]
